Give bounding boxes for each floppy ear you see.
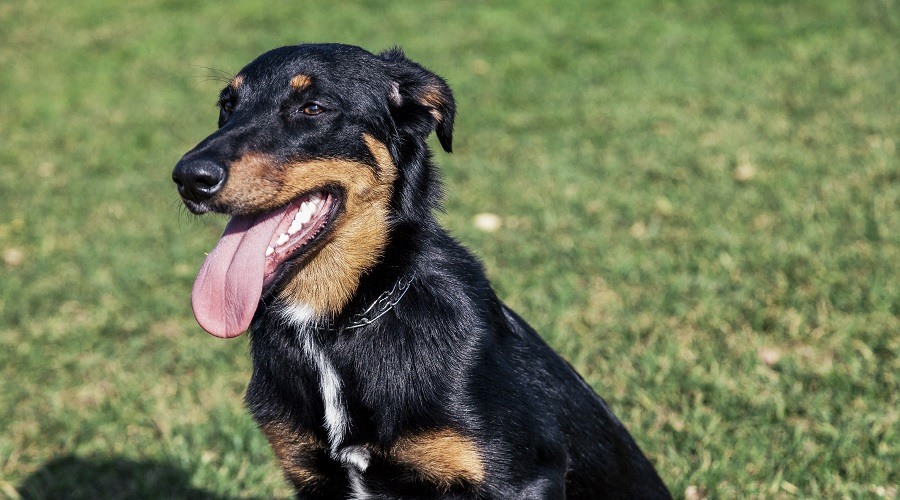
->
[380,48,456,153]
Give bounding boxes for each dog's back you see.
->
[500,305,669,498]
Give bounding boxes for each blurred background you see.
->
[1,0,896,497]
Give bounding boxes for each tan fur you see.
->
[290,74,312,91]
[215,152,287,214]
[417,85,448,122]
[390,429,486,488]
[215,134,397,315]
[263,422,483,489]
[230,74,244,89]
[260,421,327,486]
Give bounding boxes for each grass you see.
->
[1,0,897,497]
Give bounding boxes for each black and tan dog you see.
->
[173,43,669,499]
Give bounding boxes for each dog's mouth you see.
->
[262,190,339,288]
[190,189,341,338]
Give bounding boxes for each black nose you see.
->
[172,157,227,203]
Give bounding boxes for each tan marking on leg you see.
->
[214,134,398,316]
[261,421,327,486]
[290,74,312,92]
[390,429,485,488]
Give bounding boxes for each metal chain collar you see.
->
[323,274,413,333]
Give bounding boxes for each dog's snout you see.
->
[172,157,227,203]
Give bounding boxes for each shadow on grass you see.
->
[17,455,229,500]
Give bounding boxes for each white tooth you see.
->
[310,193,322,204]
[276,233,289,246]
[265,246,274,256]
[298,209,312,224]
[300,201,312,214]
[288,216,305,234]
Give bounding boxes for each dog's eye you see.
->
[302,103,324,116]
[220,99,236,114]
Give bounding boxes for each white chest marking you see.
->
[348,469,370,500]
[339,445,372,499]
[277,302,349,455]
[338,445,371,473]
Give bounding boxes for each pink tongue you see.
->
[191,210,283,338]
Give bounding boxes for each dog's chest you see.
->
[271,303,376,497]
[260,302,486,497]
[278,302,351,453]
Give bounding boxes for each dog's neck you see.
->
[274,272,414,334]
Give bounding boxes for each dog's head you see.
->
[172,44,455,338]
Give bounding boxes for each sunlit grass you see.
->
[1,0,897,497]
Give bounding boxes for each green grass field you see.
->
[1,0,897,498]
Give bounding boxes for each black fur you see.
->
[174,43,669,499]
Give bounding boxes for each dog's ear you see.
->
[380,48,456,153]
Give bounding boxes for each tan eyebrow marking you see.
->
[290,74,312,91]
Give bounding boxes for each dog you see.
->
[173,43,670,499]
